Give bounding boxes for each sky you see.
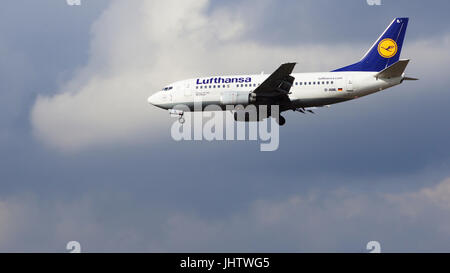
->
[0,0,449,252]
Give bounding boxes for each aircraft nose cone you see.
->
[148,93,157,105]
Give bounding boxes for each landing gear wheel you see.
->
[278,115,286,126]
[178,117,185,124]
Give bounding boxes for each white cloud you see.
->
[30,0,450,152]
[403,34,450,80]
[2,177,450,251]
[386,178,450,215]
[160,177,450,252]
[29,0,356,152]
[0,194,39,249]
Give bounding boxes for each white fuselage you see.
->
[148,71,402,111]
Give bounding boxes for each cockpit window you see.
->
[162,86,173,91]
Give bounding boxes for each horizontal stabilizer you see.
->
[375,59,409,79]
[403,77,418,81]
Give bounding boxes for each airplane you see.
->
[148,17,417,126]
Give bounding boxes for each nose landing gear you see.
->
[169,109,185,124]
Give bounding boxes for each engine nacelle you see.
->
[220,91,250,105]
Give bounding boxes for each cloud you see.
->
[386,177,450,215]
[29,0,356,152]
[30,0,450,152]
[160,177,450,252]
[0,194,39,250]
[2,177,450,252]
[402,34,450,80]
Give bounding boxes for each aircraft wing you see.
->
[252,62,296,97]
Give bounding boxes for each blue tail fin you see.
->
[333,17,409,72]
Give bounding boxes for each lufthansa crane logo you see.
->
[377,38,397,58]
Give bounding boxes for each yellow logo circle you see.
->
[377,38,398,58]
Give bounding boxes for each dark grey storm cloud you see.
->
[0,0,449,252]
[213,0,450,45]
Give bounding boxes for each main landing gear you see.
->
[277,115,286,126]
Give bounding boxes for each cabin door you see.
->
[346,77,354,92]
